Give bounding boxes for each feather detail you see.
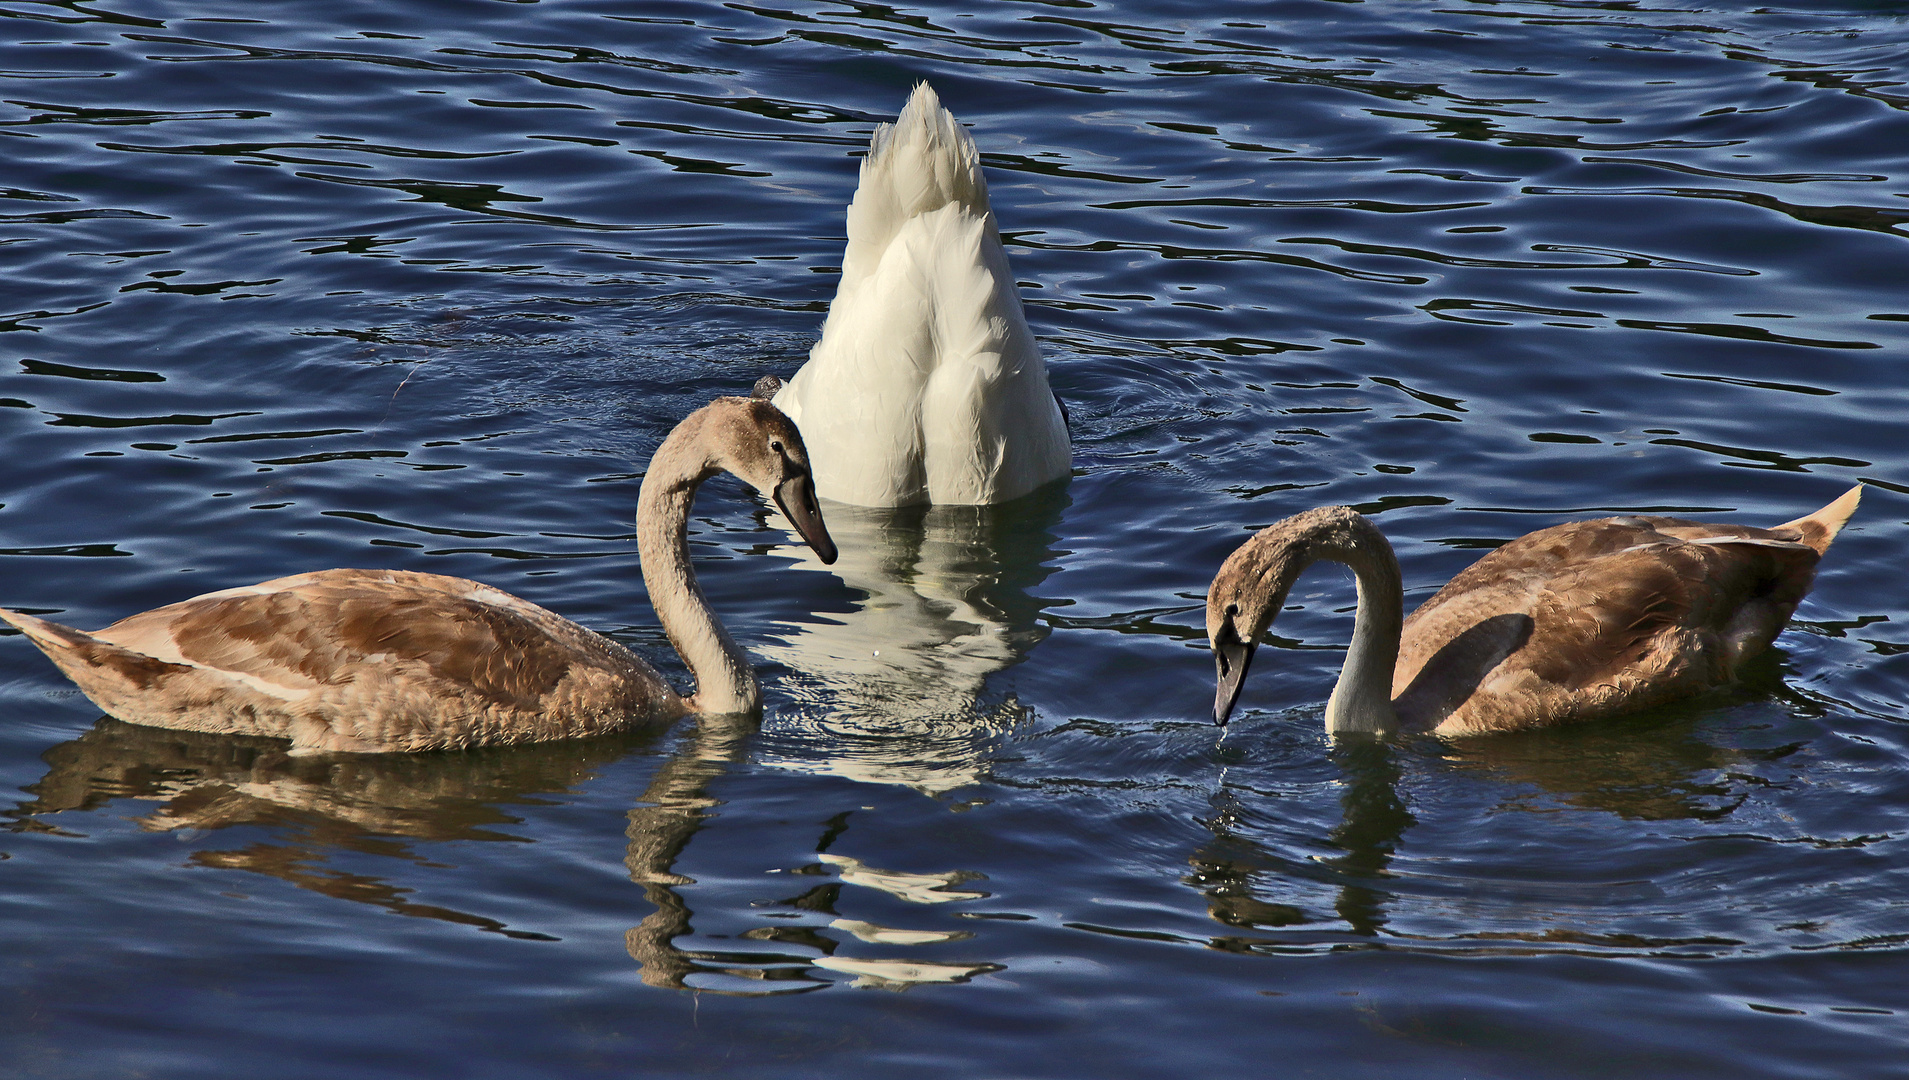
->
[773,83,1069,506]
[1210,487,1861,735]
[0,398,836,754]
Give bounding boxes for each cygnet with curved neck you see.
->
[0,396,837,755]
[1208,489,1860,736]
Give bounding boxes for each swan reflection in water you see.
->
[632,713,999,993]
[7,716,662,941]
[1193,739,1413,951]
[1191,695,1798,957]
[757,488,1067,794]
[11,713,1000,993]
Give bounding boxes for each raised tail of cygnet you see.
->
[0,606,100,670]
[1775,484,1863,555]
[0,606,192,725]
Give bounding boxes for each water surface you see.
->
[3,1,1908,1076]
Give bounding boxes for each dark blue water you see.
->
[3,1,1908,1075]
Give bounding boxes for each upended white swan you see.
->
[769,82,1070,507]
[0,397,837,755]
[1208,487,1861,736]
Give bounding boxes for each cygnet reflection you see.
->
[9,717,663,941]
[759,488,1067,793]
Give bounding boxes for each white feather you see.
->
[774,83,1069,506]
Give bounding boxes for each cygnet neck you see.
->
[1250,509,1405,735]
[1322,531,1405,736]
[637,410,757,715]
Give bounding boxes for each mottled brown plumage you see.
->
[0,397,837,755]
[1208,487,1861,736]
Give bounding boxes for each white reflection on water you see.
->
[811,955,1001,990]
[758,489,1067,793]
[818,852,989,903]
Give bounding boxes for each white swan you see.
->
[769,82,1070,506]
[0,397,837,755]
[1208,487,1861,735]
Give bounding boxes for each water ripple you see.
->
[1,0,1907,1075]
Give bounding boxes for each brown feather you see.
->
[0,396,834,755]
[1211,487,1860,736]
[1395,503,1847,734]
[3,570,677,754]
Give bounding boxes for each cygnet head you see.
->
[1206,506,1376,726]
[696,396,838,565]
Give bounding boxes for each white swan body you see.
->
[771,83,1070,506]
[0,397,837,755]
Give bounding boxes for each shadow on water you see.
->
[619,708,807,992]
[1435,714,1795,823]
[756,486,1069,794]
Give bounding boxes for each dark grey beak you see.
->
[1212,626,1254,726]
[774,472,837,565]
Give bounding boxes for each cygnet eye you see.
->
[769,439,785,456]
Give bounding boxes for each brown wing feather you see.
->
[1397,517,1824,735]
[97,571,616,708]
[72,570,677,753]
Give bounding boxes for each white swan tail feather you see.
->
[843,82,989,275]
[774,82,1070,506]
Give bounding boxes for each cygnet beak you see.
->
[774,472,837,565]
[1212,624,1254,726]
